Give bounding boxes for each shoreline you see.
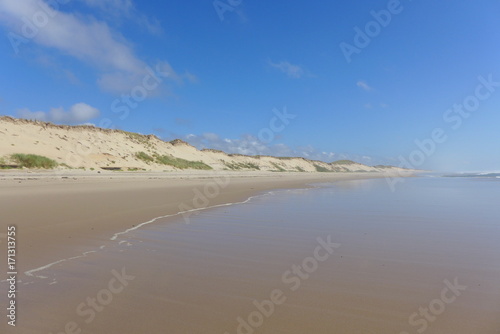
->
[0,170,414,281]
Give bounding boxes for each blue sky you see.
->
[0,0,499,171]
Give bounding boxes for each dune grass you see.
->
[154,154,212,170]
[10,154,58,169]
[127,167,146,171]
[331,160,355,165]
[135,151,211,170]
[135,151,154,163]
[314,164,331,172]
[223,161,260,170]
[271,162,286,172]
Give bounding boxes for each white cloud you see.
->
[173,132,392,166]
[157,128,406,168]
[0,0,184,94]
[269,60,311,79]
[174,132,332,161]
[80,0,163,35]
[18,103,100,124]
[81,0,134,14]
[134,14,162,35]
[1,1,142,71]
[357,80,372,91]
[17,109,47,121]
[201,132,220,142]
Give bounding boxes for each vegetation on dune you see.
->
[331,160,356,165]
[10,154,58,169]
[223,161,260,170]
[135,151,211,169]
[314,164,331,172]
[125,132,157,150]
[127,167,146,171]
[244,163,260,170]
[154,154,212,170]
[135,151,154,163]
[125,132,148,144]
[295,166,306,172]
[271,162,286,172]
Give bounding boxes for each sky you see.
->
[0,0,499,172]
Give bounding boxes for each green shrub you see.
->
[331,160,356,165]
[271,162,286,172]
[10,154,58,169]
[223,161,260,170]
[135,151,154,163]
[126,132,147,144]
[314,164,330,172]
[155,155,212,170]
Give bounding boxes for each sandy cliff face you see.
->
[0,116,407,173]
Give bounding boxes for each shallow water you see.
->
[7,176,500,334]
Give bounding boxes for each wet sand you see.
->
[0,171,397,274]
[3,172,500,333]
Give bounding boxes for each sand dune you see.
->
[0,116,407,173]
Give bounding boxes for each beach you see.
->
[0,171,396,279]
[2,172,500,334]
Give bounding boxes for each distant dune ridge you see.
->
[0,116,406,173]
